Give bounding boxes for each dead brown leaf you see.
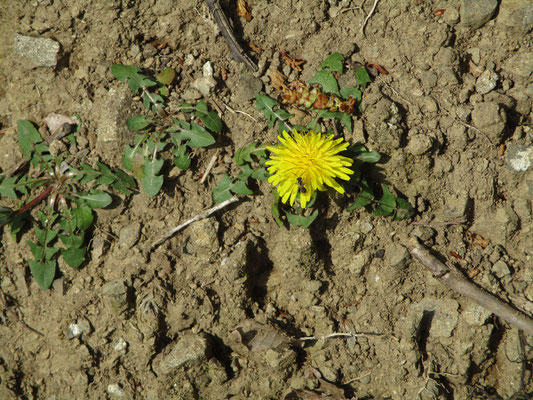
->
[249,42,261,53]
[237,0,252,22]
[465,231,490,248]
[269,69,289,93]
[280,50,306,72]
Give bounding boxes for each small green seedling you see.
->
[112,64,222,197]
[0,120,135,289]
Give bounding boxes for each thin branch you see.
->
[200,150,219,184]
[204,0,258,71]
[361,0,380,36]
[298,331,383,341]
[409,238,533,335]
[147,196,240,253]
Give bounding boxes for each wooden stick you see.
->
[147,196,240,253]
[409,238,533,335]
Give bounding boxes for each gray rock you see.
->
[107,384,126,397]
[118,222,141,249]
[462,303,491,326]
[385,243,410,268]
[503,51,533,79]
[475,69,498,94]
[406,133,433,155]
[102,280,129,314]
[13,34,60,67]
[411,298,459,337]
[443,7,460,25]
[348,249,371,275]
[460,0,498,28]
[66,318,91,339]
[229,72,263,102]
[492,260,511,278]
[92,86,132,155]
[154,333,210,375]
[497,0,533,31]
[442,193,470,219]
[471,102,507,143]
[506,144,533,172]
[410,226,436,241]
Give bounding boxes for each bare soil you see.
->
[0,0,532,399]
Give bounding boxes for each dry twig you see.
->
[361,0,380,36]
[409,238,533,335]
[148,196,240,253]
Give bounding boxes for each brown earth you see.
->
[0,0,532,399]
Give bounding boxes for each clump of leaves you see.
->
[112,64,222,197]
[212,142,269,203]
[0,120,135,289]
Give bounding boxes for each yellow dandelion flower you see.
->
[266,130,354,208]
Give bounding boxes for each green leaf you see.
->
[141,158,164,197]
[284,209,319,228]
[393,198,415,221]
[340,87,362,102]
[111,64,157,94]
[174,122,216,148]
[319,53,344,72]
[212,174,236,203]
[111,170,136,194]
[339,112,352,132]
[126,115,153,131]
[200,110,222,133]
[256,94,294,133]
[355,67,371,88]
[251,167,269,181]
[59,233,85,248]
[61,247,86,269]
[173,145,191,170]
[72,206,93,230]
[372,184,396,217]
[232,180,253,196]
[271,190,284,228]
[29,259,56,290]
[17,120,42,159]
[234,142,267,165]
[355,151,381,163]
[0,206,14,226]
[155,67,176,85]
[0,176,19,199]
[77,191,112,209]
[34,226,59,245]
[347,190,374,210]
[308,70,340,96]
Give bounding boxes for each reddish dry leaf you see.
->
[434,9,446,16]
[269,69,289,93]
[249,42,261,53]
[449,251,463,260]
[498,144,505,157]
[465,231,490,248]
[220,66,228,81]
[280,50,306,72]
[468,269,481,278]
[237,0,252,22]
[366,63,389,75]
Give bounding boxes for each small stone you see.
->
[497,0,533,32]
[348,250,370,275]
[13,34,60,67]
[229,72,263,102]
[112,337,128,353]
[442,193,470,219]
[467,48,481,64]
[475,69,498,94]
[443,7,460,25]
[492,260,511,278]
[107,384,125,397]
[471,206,520,245]
[154,333,210,375]
[460,0,498,29]
[422,97,438,113]
[66,318,91,339]
[503,52,533,79]
[193,61,217,97]
[102,280,129,314]
[506,144,533,172]
[471,102,507,143]
[386,243,410,268]
[410,226,436,241]
[118,222,141,249]
[406,134,433,155]
[447,123,468,149]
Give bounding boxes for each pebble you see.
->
[13,34,60,67]
[503,52,533,79]
[447,123,468,149]
[118,222,141,249]
[497,0,533,31]
[406,133,433,155]
[154,333,210,375]
[193,61,217,97]
[410,226,436,241]
[443,7,460,25]
[385,243,410,268]
[471,101,507,143]
[229,72,263,103]
[107,384,125,397]
[460,0,498,28]
[442,193,470,220]
[93,86,132,153]
[102,280,130,314]
[475,69,498,94]
[471,206,520,245]
[492,260,511,278]
[462,303,491,326]
[506,144,533,172]
[112,337,128,353]
[348,250,370,275]
[66,318,91,339]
